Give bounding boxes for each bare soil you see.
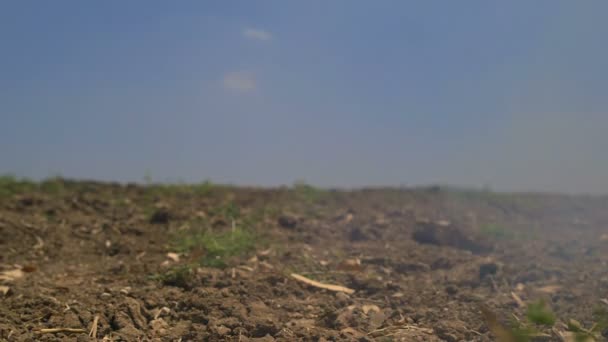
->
[1,180,608,341]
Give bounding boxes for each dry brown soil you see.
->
[1,181,608,341]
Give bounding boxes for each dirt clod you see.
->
[412,220,491,254]
[277,215,297,229]
[149,208,171,224]
[479,262,499,279]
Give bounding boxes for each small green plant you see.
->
[192,180,214,195]
[0,175,67,198]
[173,203,256,268]
[444,187,545,213]
[566,319,600,341]
[293,180,327,203]
[510,323,540,342]
[141,181,215,207]
[143,171,153,184]
[526,300,556,326]
[480,223,515,240]
[0,175,36,197]
[482,304,547,342]
[40,176,65,195]
[592,307,608,328]
[207,201,241,222]
[223,202,241,220]
[175,226,255,268]
[154,265,195,289]
[262,205,280,218]
[564,307,608,341]
[0,174,18,190]
[482,301,606,342]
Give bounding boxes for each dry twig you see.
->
[89,315,99,338]
[290,273,355,294]
[39,328,86,334]
[511,291,526,308]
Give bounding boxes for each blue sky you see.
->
[1,1,607,193]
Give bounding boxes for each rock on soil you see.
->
[412,219,492,254]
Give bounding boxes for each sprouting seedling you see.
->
[565,307,608,341]
[483,301,605,342]
[566,319,599,341]
[480,305,519,342]
[481,303,551,342]
[526,300,556,326]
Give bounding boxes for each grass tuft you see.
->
[175,226,255,268]
[0,175,36,197]
[0,175,66,197]
[480,223,515,240]
[159,265,194,288]
[293,180,327,203]
[173,202,257,268]
[40,176,65,195]
[526,300,556,326]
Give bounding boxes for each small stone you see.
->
[349,226,368,241]
[361,304,381,315]
[150,208,171,224]
[479,262,498,279]
[445,285,458,296]
[123,297,148,329]
[369,310,386,329]
[335,292,351,306]
[435,320,467,342]
[216,325,231,336]
[339,327,365,339]
[251,335,275,342]
[20,196,36,206]
[277,215,297,229]
[0,286,10,296]
[166,253,180,262]
[149,318,169,337]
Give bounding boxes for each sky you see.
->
[1,1,607,193]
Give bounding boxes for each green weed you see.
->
[0,175,65,197]
[482,300,606,342]
[142,180,215,202]
[214,201,241,220]
[173,203,257,268]
[175,226,255,268]
[40,176,65,195]
[480,223,515,240]
[153,265,195,289]
[192,180,214,195]
[563,307,608,341]
[526,300,556,326]
[293,180,327,203]
[0,175,36,197]
[143,171,153,184]
[444,187,545,212]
